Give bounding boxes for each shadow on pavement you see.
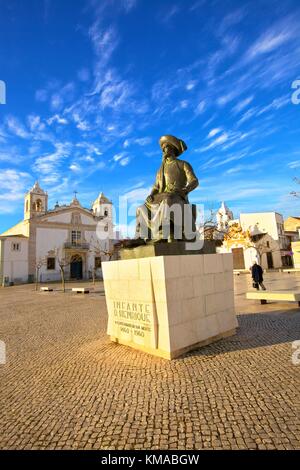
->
[187,310,300,358]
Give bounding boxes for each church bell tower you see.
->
[92,192,113,219]
[216,201,233,232]
[24,181,48,220]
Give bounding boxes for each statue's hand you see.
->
[146,195,154,204]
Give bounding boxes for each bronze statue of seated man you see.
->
[135,135,199,243]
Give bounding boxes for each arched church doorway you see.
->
[70,255,83,279]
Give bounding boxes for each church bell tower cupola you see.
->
[216,201,233,232]
[24,181,48,220]
[92,192,112,219]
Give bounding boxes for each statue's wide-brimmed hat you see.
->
[159,135,187,156]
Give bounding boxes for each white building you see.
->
[0,182,114,285]
[217,203,291,270]
[239,212,286,269]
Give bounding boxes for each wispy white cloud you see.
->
[47,114,68,126]
[217,8,246,36]
[225,162,262,175]
[288,161,300,169]
[89,24,119,66]
[134,137,152,146]
[256,95,290,115]
[34,142,72,180]
[27,115,46,132]
[81,155,95,163]
[0,169,32,214]
[204,34,240,84]
[6,116,30,139]
[100,77,133,109]
[245,17,297,61]
[51,82,75,111]
[123,186,149,203]
[236,107,258,126]
[113,152,126,162]
[120,157,130,166]
[198,132,229,152]
[217,86,245,107]
[194,100,206,115]
[75,142,102,155]
[232,95,254,114]
[235,94,290,126]
[186,80,197,91]
[113,151,130,166]
[207,128,222,138]
[69,163,82,172]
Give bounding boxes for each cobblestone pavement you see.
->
[0,272,299,450]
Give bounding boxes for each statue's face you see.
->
[162,143,177,158]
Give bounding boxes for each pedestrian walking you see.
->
[251,261,266,290]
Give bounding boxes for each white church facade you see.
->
[0,182,114,285]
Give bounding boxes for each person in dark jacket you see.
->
[251,262,266,290]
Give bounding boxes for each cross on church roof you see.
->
[74,190,78,199]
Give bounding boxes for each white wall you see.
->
[36,227,68,281]
[45,212,71,223]
[85,228,111,251]
[85,229,111,264]
[81,214,96,225]
[46,211,97,226]
[240,213,279,239]
[36,227,68,258]
[2,238,28,283]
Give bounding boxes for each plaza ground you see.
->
[0,272,299,450]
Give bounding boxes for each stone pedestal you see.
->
[102,253,238,360]
[119,240,216,260]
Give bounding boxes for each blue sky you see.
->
[0,0,300,234]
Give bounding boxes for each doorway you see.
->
[70,256,83,279]
[232,248,245,270]
[266,252,274,269]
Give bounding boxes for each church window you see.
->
[12,243,21,252]
[104,224,108,232]
[72,214,81,225]
[32,202,36,211]
[71,231,81,246]
[95,257,102,269]
[104,209,108,217]
[47,258,56,270]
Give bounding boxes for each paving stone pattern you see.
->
[0,272,299,450]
